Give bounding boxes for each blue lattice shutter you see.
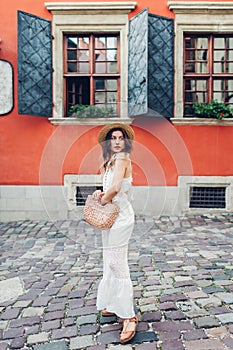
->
[148,14,174,118]
[128,9,148,116]
[18,11,52,117]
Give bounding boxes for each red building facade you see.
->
[0,0,233,220]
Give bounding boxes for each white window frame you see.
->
[45,2,136,125]
[168,1,233,125]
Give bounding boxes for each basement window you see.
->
[189,186,226,208]
[76,186,103,206]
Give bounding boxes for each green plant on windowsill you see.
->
[193,100,233,120]
[68,104,115,118]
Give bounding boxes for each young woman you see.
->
[93,123,138,343]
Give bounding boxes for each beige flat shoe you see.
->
[120,315,138,343]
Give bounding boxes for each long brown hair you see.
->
[101,127,133,171]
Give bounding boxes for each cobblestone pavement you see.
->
[0,213,233,350]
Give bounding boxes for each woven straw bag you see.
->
[84,195,120,230]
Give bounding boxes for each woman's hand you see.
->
[92,190,104,200]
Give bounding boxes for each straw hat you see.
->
[98,123,135,143]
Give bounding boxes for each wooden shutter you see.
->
[18,11,52,117]
[128,9,148,116]
[128,10,174,118]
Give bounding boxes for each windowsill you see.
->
[171,118,233,126]
[49,117,134,125]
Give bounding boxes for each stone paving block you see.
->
[0,343,8,350]
[108,345,132,350]
[70,335,95,349]
[152,320,193,332]
[184,338,227,350]
[52,326,78,340]
[185,291,209,299]
[22,307,44,317]
[161,340,185,350]
[33,340,68,350]
[216,313,233,324]
[76,314,98,325]
[9,316,41,328]
[10,336,25,349]
[43,311,65,321]
[159,302,177,311]
[97,330,120,345]
[195,296,222,308]
[3,327,24,339]
[205,326,228,338]
[216,293,233,304]
[27,332,50,345]
[223,336,233,348]
[41,319,61,331]
[141,311,162,322]
[165,311,186,320]
[193,316,220,329]
[183,329,207,341]
[158,331,181,341]
[0,308,21,320]
[79,324,99,336]
[134,343,157,350]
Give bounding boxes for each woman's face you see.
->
[110,130,125,153]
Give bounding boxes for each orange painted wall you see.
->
[0,0,233,187]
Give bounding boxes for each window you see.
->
[184,34,233,117]
[45,2,136,125]
[64,34,120,117]
[168,1,233,124]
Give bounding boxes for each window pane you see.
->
[214,37,225,49]
[213,80,223,91]
[185,37,195,49]
[213,92,223,102]
[107,91,117,103]
[68,62,77,72]
[80,37,89,48]
[68,50,76,60]
[214,62,224,73]
[78,50,89,61]
[197,37,208,49]
[107,62,117,73]
[214,50,224,61]
[77,62,89,73]
[96,37,106,48]
[107,37,117,48]
[107,80,117,90]
[95,91,105,103]
[96,80,105,90]
[95,50,105,61]
[184,104,194,117]
[228,38,233,49]
[185,92,195,102]
[67,37,77,48]
[226,56,233,73]
[95,62,106,73]
[196,92,207,103]
[196,62,208,73]
[107,49,117,61]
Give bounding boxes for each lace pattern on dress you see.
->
[103,245,130,279]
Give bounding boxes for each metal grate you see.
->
[76,186,103,206]
[189,186,226,208]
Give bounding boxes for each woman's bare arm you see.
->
[100,158,128,205]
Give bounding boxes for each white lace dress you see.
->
[96,158,135,319]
